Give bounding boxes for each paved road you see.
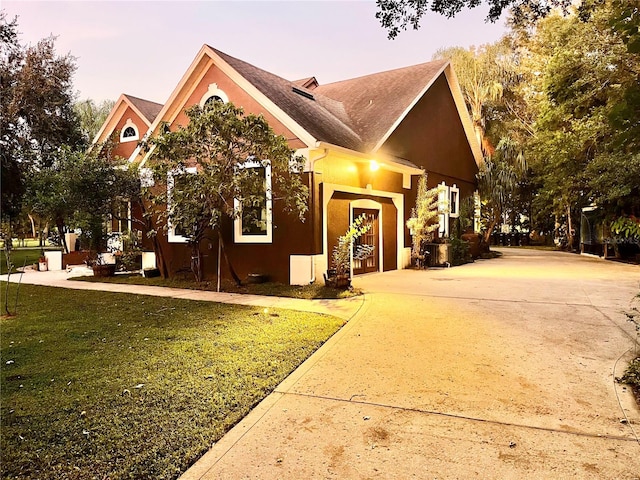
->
[183,248,640,479]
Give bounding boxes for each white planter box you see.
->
[44,251,63,271]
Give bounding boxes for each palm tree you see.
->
[434,42,516,156]
[477,137,527,243]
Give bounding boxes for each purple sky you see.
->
[4,1,508,104]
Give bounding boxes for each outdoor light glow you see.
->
[370,160,380,171]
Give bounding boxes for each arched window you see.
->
[123,126,136,138]
[119,119,139,142]
[204,95,224,107]
[199,83,229,107]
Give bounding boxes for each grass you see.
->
[0,238,44,249]
[1,283,344,479]
[1,248,61,275]
[73,272,361,299]
[618,357,640,406]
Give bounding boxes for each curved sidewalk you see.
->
[0,267,363,320]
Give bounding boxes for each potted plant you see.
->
[86,253,116,277]
[325,214,374,289]
[38,255,48,271]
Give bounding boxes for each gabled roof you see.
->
[125,95,163,124]
[137,45,482,169]
[92,93,162,146]
[210,48,481,166]
[314,60,449,152]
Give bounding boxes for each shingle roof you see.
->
[292,77,319,90]
[314,60,448,151]
[124,94,163,124]
[212,47,363,152]
[207,47,450,170]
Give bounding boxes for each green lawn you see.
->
[1,283,344,479]
[75,272,361,299]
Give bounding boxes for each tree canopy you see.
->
[423,1,639,250]
[1,12,84,224]
[146,101,308,282]
[376,0,572,39]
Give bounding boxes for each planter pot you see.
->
[143,268,160,278]
[246,273,267,284]
[324,272,351,289]
[38,260,48,272]
[92,264,116,277]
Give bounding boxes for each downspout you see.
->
[308,148,328,284]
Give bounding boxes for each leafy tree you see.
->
[1,12,83,226]
[434,41,518,154]
[477,137,527,243]
[518,1,640,246]
[74,98,115,144]
[406,172,439,263]
[145,101,308,284]
[375,0,572,39]
[1,12,25,223]
[25,145,140,254]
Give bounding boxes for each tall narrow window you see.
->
[234,160,272,244]
[167,167,197,243]
[450,184,460,218]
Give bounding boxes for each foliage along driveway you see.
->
[184,248,640,479]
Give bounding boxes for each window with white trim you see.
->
[167,167,197,243]
[199,83,229,107]
[119,118,139,142]
[234,160,272,244]
[449,184,460,218]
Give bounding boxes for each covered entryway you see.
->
[352,208,379,275]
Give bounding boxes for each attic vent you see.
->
[292,86,315,101]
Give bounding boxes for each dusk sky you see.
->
[4,1,508,104]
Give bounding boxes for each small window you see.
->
[119,119,139,142]
[234,160,272,244]
[450,184,460,218]
[204,95,223,107]
[199,83,229,107]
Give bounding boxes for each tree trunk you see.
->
[218,230,242,286]
[483,211,500,245]
[190,241,203,283]
[152,236,169,279]
[56,218,69,254]
[28,214,36,238]
[566,204,574,252]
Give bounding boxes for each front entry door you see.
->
[352,208,379,275]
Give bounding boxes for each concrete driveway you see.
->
[184,248,640,479]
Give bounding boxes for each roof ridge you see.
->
[319,59,449,90]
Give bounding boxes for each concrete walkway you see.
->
[182,248,640,479]
[0,266,363,320]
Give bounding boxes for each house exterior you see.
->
[94,45,482,284]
